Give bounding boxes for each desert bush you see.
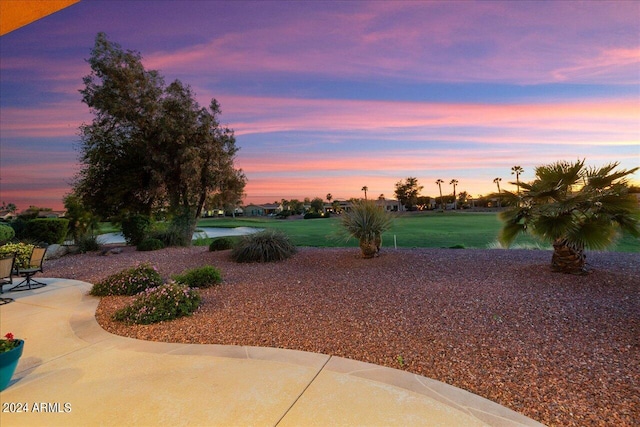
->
[0,242,34,269]
[303,212,330,219]
[231,229,296,263]
[76,234,101,253]
[172,266,222,288]
[8,218,28,240]
[0,224,15,245]
[121,214,150,246]
[90,263,163,296]
[137,238,165,251]
[149,227,185,247]
[341,200,392,258]
[113,282,201,324]
[25,218,69,244]
[209,237,234,251]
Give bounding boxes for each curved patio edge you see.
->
[1,278,545,426]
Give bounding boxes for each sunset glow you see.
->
[1,0,638,211]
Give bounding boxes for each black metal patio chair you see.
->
[0,254,16,304]
[11,246,47,291]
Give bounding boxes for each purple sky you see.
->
[1,0,638,211]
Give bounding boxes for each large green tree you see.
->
[394,177,423,210]
[498,160,639,274]
[75,33,244,244]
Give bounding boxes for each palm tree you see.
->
[493,177,502,207]
[449,179,458,210]
[326,193,333,203]
[498,160,639,274]
[361,186,368,200]
[435,179,444,211]
[511,166,524,195]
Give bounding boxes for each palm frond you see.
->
[530,213,577,243]
[498,222,525,247]
[567,218,618,251]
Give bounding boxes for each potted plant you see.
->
[0,332,24,391]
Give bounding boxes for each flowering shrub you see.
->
[0,333,20,353]
[113,283,201,324]
[90,263,163,296]
[0,242,34,269]
[172,266,222,288]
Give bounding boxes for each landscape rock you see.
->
[44,244,68,260]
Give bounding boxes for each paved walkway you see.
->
[0,279,544,426]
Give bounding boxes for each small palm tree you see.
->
[341,200,392,258]
[361,186,368,200]
[511,166,524,195]
[493,177,502,207]
[326,193,332,203]
[435,179,444,211]
[498,160,639,274]
[450,179,458,210]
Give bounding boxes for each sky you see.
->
[1,0,639,211]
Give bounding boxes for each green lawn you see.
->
[197,212,640,252]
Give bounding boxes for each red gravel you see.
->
[45,246,639,427]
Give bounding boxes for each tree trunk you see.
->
[359,237,378,259]
[551,238,587,274]
[170,209,198,247]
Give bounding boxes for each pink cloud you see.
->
[142,1,639,85]
[221,95,639,144]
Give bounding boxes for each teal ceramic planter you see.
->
[0,339,24,391]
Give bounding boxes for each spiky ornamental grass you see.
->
[340,200,393,257]
[231,229,296,263]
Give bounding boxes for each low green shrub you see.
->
[8,219,28,240]
[113,283,201,325]
[25,218,69,244]
[0,225,15,245]
[231,229,296,263]
[121,214,150,246]
[173,266,222,288]
[137,238,165,251]
[303,212,330,219]
[0,242,34,269]
[76,235,101,253]
[90,263,163,296]
[209,237,234,251]
[149,228,184,247]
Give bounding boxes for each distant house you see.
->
[375,199,403,212]
[244,203,281,216]
[324,199,403,213]
[37,210,66,218]
[202,209,225,217]
[0,210,15,221]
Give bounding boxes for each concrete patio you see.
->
[0,279,544,426]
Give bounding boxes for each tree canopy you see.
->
[74,33,245,244]
[394,177,423,210]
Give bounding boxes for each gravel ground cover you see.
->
[44,246,639,426]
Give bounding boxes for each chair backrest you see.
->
[0,255,15,284]
[29,247,47,270]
